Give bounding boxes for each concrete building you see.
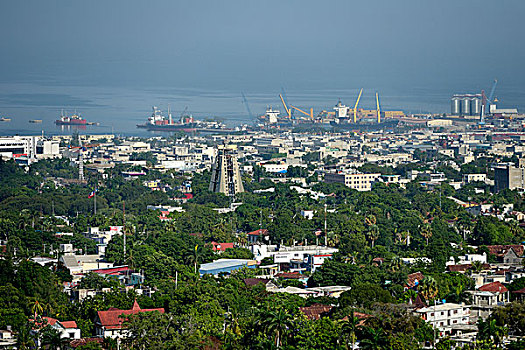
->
[462,173,487,184]
[0,136,60,163]
[325,172,381,191]
[469,282,509,322]
[494,164,525,192]
[416,303,470,332]
[209,144,244,196]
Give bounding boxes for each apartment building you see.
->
[324,172,381,191]
[494,164,525,192]
[416,303,470,331]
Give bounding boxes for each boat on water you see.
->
[55,110,88,125]
[29,119,42,124]
[137,106,230,133]
[0,116,11,122]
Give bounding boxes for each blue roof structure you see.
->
[199,259,255,275]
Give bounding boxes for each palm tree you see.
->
[31,299,44,319]
[18,209,32,230]
[365,215,379,248]
[366,225,380,249]
[477,318,507,348]
[420,224,432,246]
[184,245,201,275]
[340,310,359,350]
[224,312,241,336]
[236,232,248,247]
[395,230,410,247]
[399,289,418,304]
[387,257,403,273]
[419,276,439,303]
[41,326,68,350]
[359,326,389,350]
[345,251,359,265]
[16,322,36,350]
[470,260,484,275]
[327,231,339,247]
[258,308,294,349]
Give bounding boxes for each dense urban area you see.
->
[1,115,525,349]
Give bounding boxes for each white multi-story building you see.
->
[262,163,289,173]
[416,303,470,332]
[325,172,381,191]
[462,173,487,184]
[0,136,60,163]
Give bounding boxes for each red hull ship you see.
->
[55,111,87,125]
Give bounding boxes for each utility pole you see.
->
[433,299,437,350]
[123,201,126,261]
[324,204,327,246]
[439,183,442,209]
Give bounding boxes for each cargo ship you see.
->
[55,110,87,125]
[137,106,230,133]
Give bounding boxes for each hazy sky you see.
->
[1,0,524,93]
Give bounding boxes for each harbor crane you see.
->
[241,92,254,119]
[487,79,498,103]
[481,79,498,123]
[353,88,363,123]
[291,105,314,119]
[279,93,292,118]
[376,92,381,124]
[179,106,189,123]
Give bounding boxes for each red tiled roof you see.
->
[32,317,77,330]
[299,304,334,320]
[210,242,235,252]
[275,272,303,279]
[447,263,490,272]
[97,300,165,328]
[90,266,130,274]
[341,312,371,326]
[485,245,524,257]
[479,282,508,293]
[247,229,268,236]
[70,337,104,348]
[243,278,270,287]
[512,287,525,294]
[43,317,57,326]
[406,272,424,288]
[59,321,78,329]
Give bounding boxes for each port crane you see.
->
[279,93,292,118]
[480,79,498,123]
[179,106,189,122]
[353,88,363,123]
[241,92,254,120]
[376,92,381,124]
[291,105,314,119]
